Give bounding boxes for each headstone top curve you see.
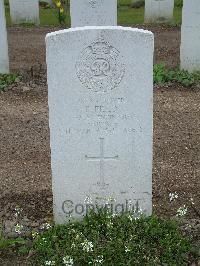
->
[46,26,154,41]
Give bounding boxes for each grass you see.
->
[5,3,182,27]
[0,73,21,91]
[0,211,198,265]
[119,6,182,26]
[154,64,200,87]
[29,211,198,265]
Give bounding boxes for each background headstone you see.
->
[70,0,117,27]
[180,0,200,72]
[9,0,40,25]
[0,0,9,73]
[46,26,154,224]
[145,0,174,23]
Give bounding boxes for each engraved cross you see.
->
[85,138,119,189]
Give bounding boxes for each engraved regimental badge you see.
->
[88,0,97,7]
[76,38,125,93]
[88,0,101,8]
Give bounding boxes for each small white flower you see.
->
[41,237,47,243]
[169,192,178,202]
[84,195,93,204]
[137,207,143,215]
[95,255,103,264]
[31,231,39,239]
[107,221,113,228]
[14,206,23,217]
[14,223,24,234]
[128,215,133,221]
[127,199,133,210]
[44,261,55,266]
[176,205,188,217]
[40,223,52,230]
[46,223,51,229]
[105,196,116,204]
[132,207,143,220]
[40,224,45,230]
[112,213,117,218]
[190,198,195,205]
[125,246,130,253]
[81,240,93,252]
[71,243,76,248]
[75,234,81,240]
[63,256,73,266]
[133,206,143,214]
[46,223,52,229]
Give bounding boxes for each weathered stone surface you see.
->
[0,0,9,73]
[9,0,40,25]
[145,0,174,23]
[46,26,154,224]
[70,0,117,27]
[180,0,200,72]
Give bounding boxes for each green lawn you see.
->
[5,3,182,27]
[118,6,182,25]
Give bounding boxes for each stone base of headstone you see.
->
[180,0,200,72]
[9,0,40,25]
[145,0,174,23]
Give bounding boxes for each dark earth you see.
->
[0,25,199,265]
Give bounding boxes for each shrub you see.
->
[153,63,200,87]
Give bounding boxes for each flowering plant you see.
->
[31,209,195,265]
[53,0,66,24]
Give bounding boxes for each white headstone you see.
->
[46,26,154,224]
[0,0,9,73]
[9,0,40,25]
[70,0,117,27]
[145,0,174,23]
[180,0,200,72]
